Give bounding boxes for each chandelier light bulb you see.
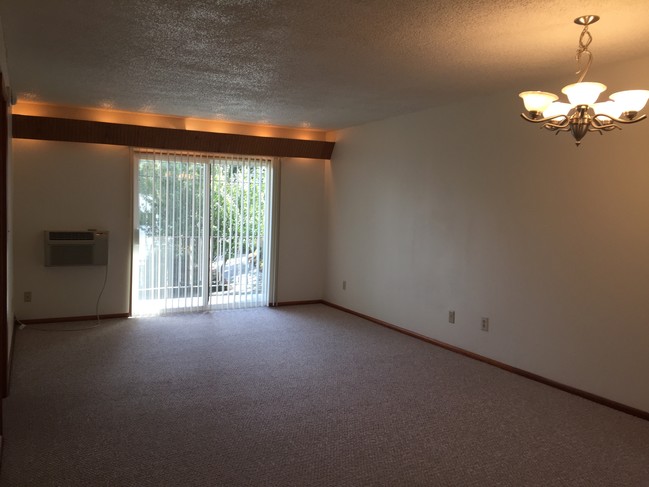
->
[609,90,649,117]
[561,82,606,107]
[592,101,623,119]
[543,102,572,118]
[519,91,558,114]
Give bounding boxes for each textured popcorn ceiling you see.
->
[2,0,649,130]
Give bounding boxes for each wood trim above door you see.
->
[12,115,335,160]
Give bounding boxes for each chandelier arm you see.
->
[543,121,570,131]
[520,113,569,124]
[589,124,620,133]
[592,114,647,125]
[543,125,570,133]
[590,117,621,131]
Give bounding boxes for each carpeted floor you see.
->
[1,304,648,486]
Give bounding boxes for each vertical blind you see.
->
[133,150,273,315]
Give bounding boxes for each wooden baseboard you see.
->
[17,313,130,325]
[321,301,649,422]
[272,300,324,307]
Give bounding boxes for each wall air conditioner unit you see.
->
[44,230,109,267]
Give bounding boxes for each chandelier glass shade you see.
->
[519,15,649,146]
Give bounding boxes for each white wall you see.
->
[13,140,132,320]
[276,157,325,302]
[12,143,326,319]
[325,54,649,413]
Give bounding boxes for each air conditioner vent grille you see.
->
[44,230,109,266]
[49,231,94,241]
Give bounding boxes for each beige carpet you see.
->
[2,304,648,486]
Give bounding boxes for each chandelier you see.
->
[519,15,649,146]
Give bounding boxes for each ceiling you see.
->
[2,0,649,131]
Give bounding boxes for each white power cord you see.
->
[18,261,109,332]
[95,261,109,323]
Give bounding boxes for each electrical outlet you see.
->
[342,280,347,290]
[448,310,455,324]
[24,291,32,303]
[481,317,489,332]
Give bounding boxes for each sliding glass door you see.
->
[132,150,274,315]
